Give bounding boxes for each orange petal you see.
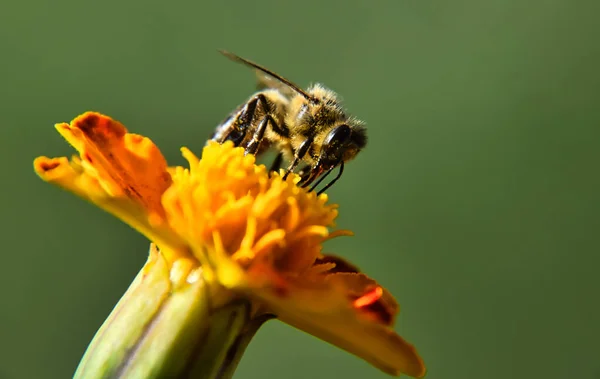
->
[55,112,171,216]
[34,112,186,257]
[238,263,426,377]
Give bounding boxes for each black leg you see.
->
[299,160,322,188]
[246,114,274,155]
[317,162,344,195]
[212,97,259,145]
[241,94,287,156]
[309,166,335,192]
[211,93,284,149]
[282,157,300,181]
[283,138,312,180]
[254,94,290,138]
[269,152,284,173]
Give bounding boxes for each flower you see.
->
[34,112,426,378]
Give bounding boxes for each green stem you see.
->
[180,301,251,379]
[216,314,275,379]
[74,248,259,379]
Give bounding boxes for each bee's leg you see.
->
[253,93,291,141]
[269,152,284,173]
[299,160,326,188]
[210,112,236,143]
[282,157,300,181]
[307,167,334,190]
[246,115,276,155]
[243,93,288,156]
[296,165,311,182]
[299,167,318,188]
[212,96,260,145]
[315,162,344,195]
[282,138,312,180]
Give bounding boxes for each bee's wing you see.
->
[255,70,297,98]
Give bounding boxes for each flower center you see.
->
[162,142,339,277]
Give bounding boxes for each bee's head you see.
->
[319,120,367,170]
[299,120,367,192]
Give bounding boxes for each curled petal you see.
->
[34,112,187,258]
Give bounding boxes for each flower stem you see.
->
[74,246,258,379]
[215,314,275,379]
[181,301,251,379]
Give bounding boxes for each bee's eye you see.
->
[325,124,351,146]
[322,124,351,164]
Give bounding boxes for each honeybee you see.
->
[211,50,367,194]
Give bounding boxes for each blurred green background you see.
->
[1,0,599,378]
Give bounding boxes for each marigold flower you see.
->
[34,112,426,378]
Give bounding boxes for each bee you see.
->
[211,50,367,194]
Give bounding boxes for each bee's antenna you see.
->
[219,49,317,103]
